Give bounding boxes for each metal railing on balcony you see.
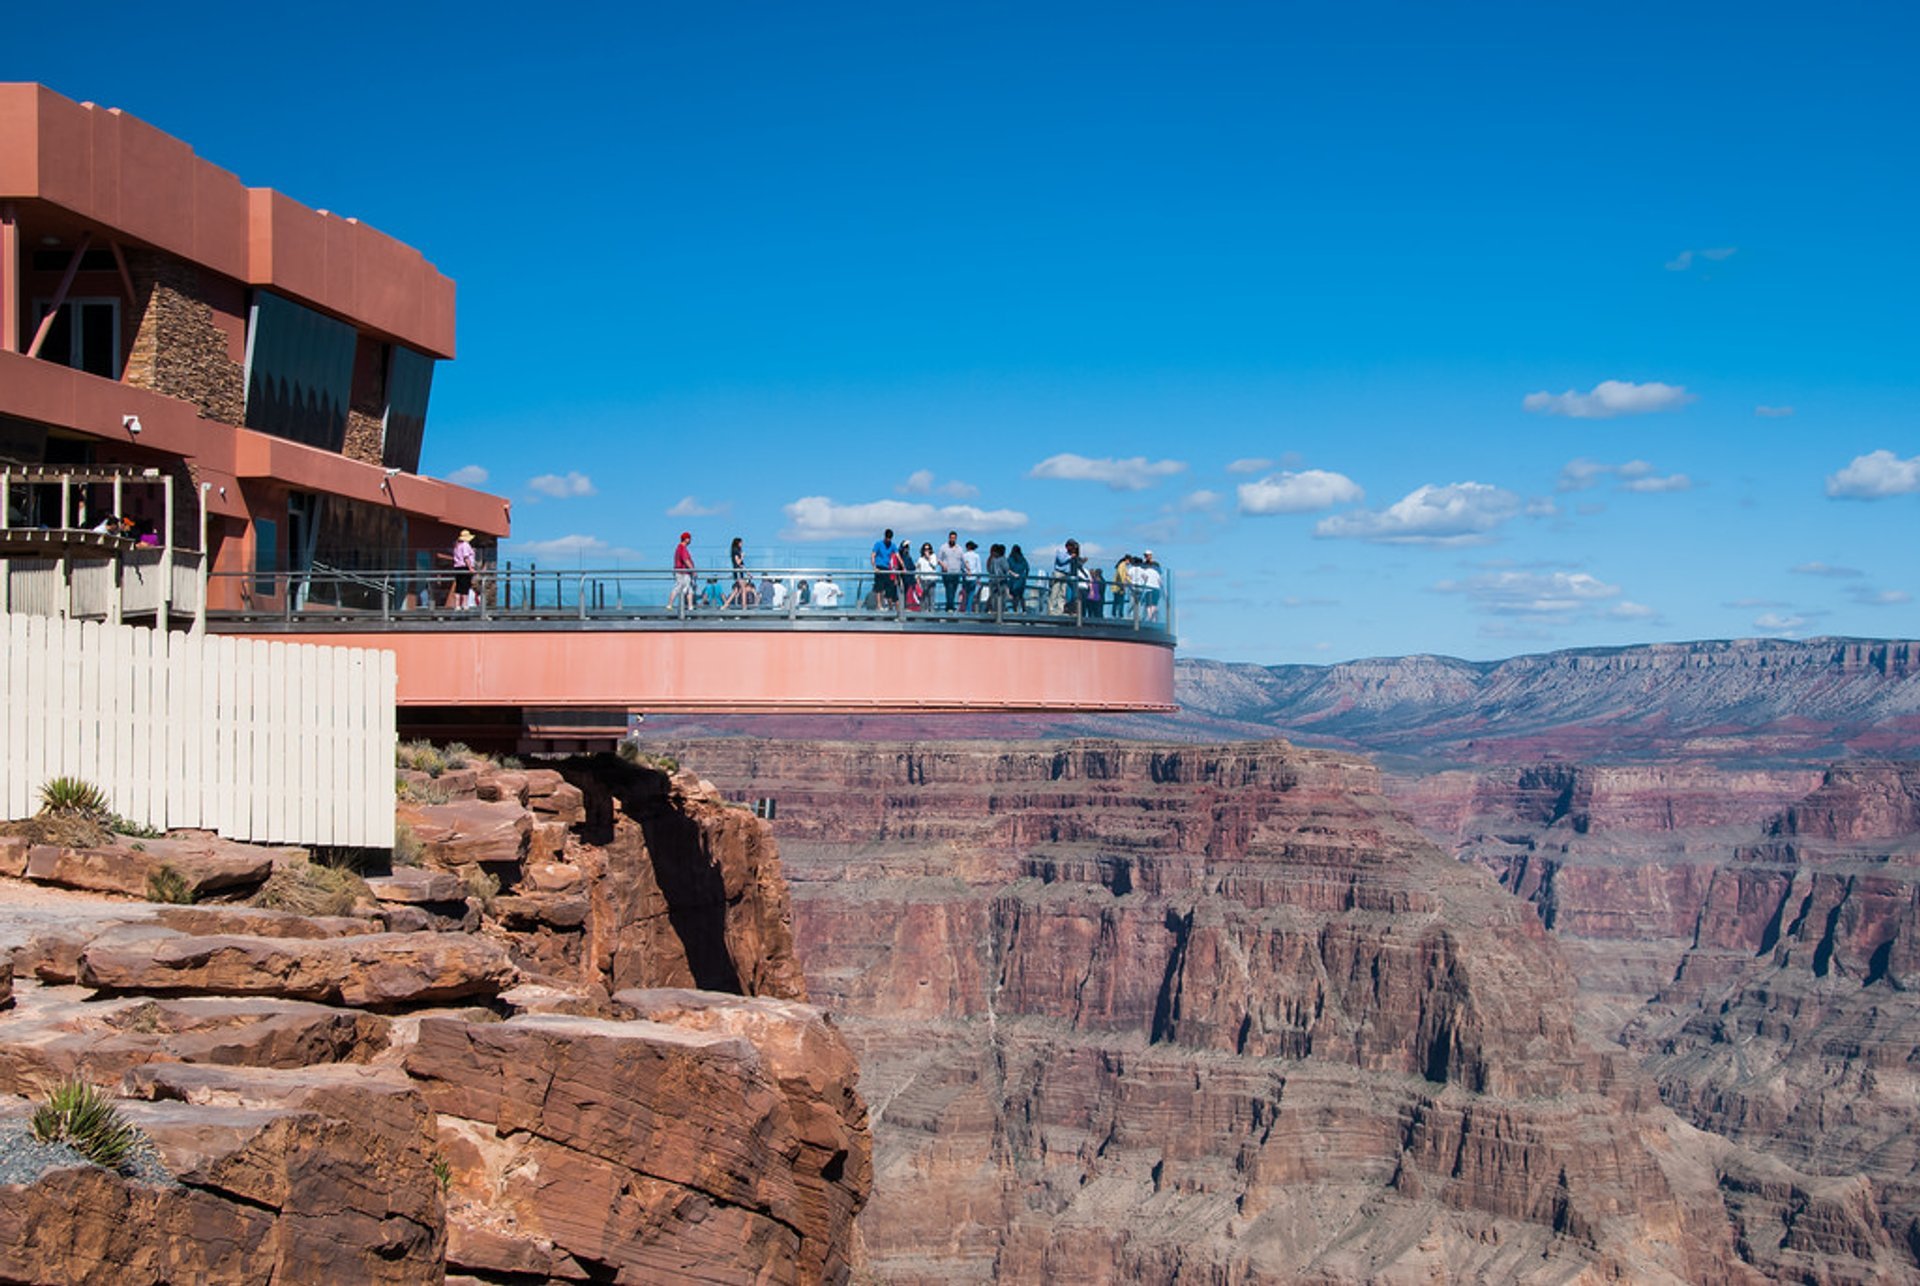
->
[209,563,1175,639]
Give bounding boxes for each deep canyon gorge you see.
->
[1,637,1915,1282]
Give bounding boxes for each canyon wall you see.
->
[1388,757,1920,1279]
[660,738,1815,1282]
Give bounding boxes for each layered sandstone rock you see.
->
[1623,762,1920,1276]
[0,750,867,1284]
[398,753,807,1004]
[658,738,1754,1282]
[1388,763,1823,1030]
[1395,757,1920,1281]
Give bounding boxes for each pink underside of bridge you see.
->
[258,629,1176,713]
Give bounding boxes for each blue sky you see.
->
[15,2,1919,663]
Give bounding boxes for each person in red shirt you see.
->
[669,531,697,611]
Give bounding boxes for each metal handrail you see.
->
[205,563,1176,636]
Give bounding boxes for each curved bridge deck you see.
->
[209,567,1176,714]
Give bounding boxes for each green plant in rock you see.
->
[463,864,501,909]
[108,814,163,839]
[397,778,451,805]
[496,755,524,771]
[396,740,450,776]
[443,741,473,770]
[393,821,423,867]
[432,1155,453,1191]
[617,742,678,774]
[38,777,109,818]
[29,1079,144,1171]
[145,863,194,905]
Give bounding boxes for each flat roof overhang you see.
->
[218,621,1177,713]
[0,351,509,536]
[0,83,455,357]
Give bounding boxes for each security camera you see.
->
[122,415,142,435]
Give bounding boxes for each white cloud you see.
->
[1848,587,1912,606]
[1621,472,1693,493]
[1238,469,1364,515]
[1226,457,1274,475]
[1754,611,1809,635]
[1666,247,1736,271]
[1029,453,1188,491]
[528,471,597,499]
[667,495,730,518]
[1435,569,1622,616]
[781,496,1028,542]
[1557,458,1612,492]
[1755,405,1795,418]
[1524,497,1561,516]
[1180,489,1222,512]
[1607,601,1658,620]
[510,533,641,562]
[1523,380,1695,419]
[1315,482,1520,546]
[1790,562,1862,579]
[897,470,980,499]
[1826,449,1920,499]
[1559,458,1691,494]
[443,464,489,488]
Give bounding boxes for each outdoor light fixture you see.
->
[123,414,142,436]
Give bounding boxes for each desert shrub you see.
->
[109,814,163,839]
[144,864,193,905]
[30,1080,144,1171]
[496,755,524,771]
[432,1156,453,1191]
[463,865,501,909]
[393,821,423,867]
[617,742,678,774]
[397,778,451,805]
[443,741,474,770]
[39,777,108,818]
[396,740,450,776]
[250,861,370,918]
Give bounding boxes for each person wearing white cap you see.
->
[1134,549,1163,621]
[452,528,478,609]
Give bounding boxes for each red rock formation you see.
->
[1395,756,1920,1280]
[0,750,866,1284]
[658,738,1754,1282]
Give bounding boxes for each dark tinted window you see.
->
[244,292,356,451]
[382,345,434,473]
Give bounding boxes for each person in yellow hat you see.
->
[452,529,478,609]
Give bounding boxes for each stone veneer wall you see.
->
[122,250,247,426]
[343,336,387,466]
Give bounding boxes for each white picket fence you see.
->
[1,613,396,847]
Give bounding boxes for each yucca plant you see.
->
[38,777,109,818]
[29,1080,144,1171]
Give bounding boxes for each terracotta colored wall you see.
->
[0,350,508,538]
[256,627,1178,713]
[0,83,454,357]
